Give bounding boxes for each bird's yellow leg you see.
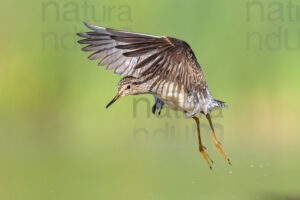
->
[205,114,231,165]
[192,116,213,169]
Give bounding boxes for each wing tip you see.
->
[83,21,89,26]
[82,22,107,33]
[83,22,93,29]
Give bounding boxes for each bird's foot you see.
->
[199,147,213,169]
[215,142,231,165]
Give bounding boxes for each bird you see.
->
[77,22,230,169]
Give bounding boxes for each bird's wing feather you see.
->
[77,22,207,91]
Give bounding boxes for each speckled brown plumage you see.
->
[77,22,230,169]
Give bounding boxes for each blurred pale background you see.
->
[1,0,300,199]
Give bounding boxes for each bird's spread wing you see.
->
[77,23,207,92]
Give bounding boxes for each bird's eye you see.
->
[127,85,131,89]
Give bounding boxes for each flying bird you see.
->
[77,22,230,169]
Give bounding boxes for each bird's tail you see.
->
[213,99,228,109]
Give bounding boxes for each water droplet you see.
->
[259,164,263,168]
[228,171,233,174]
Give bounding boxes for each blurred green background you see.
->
[1,0,300,199]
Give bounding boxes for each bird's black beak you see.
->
[106,94,121,109]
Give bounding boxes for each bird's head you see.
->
[106,76,138,108]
